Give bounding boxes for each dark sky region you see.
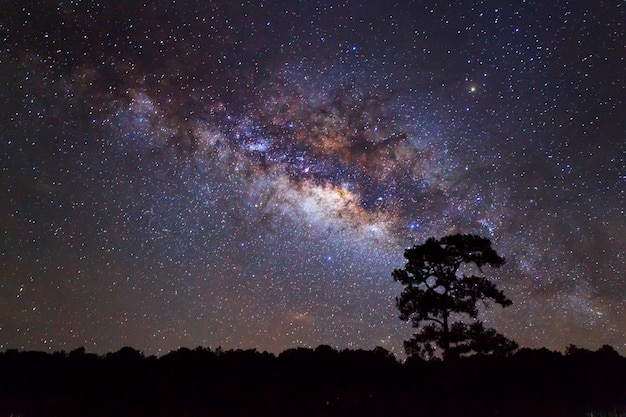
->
[0,1,624,357]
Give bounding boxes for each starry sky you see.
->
[0,0,624,356]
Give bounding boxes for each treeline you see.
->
[0,344,624,417]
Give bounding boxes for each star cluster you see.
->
[0,0,624,356]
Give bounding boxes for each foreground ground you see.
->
[0,345,624,417]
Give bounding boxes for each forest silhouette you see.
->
[1,344,625,417]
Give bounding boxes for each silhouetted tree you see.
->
[392,234,517,360]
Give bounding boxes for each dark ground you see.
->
[1,345,625,417]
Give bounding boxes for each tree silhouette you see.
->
[392,234,518,360]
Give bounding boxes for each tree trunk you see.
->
[442,311,450,360]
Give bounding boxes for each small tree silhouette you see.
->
[392,234,518,360]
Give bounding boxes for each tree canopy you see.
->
[393,234,518,360]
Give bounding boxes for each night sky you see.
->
[0,1,624,356]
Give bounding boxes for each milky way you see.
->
[0,1,624,355]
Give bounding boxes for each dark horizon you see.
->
[2,340,624,361]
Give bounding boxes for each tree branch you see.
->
[423,317,444,326]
